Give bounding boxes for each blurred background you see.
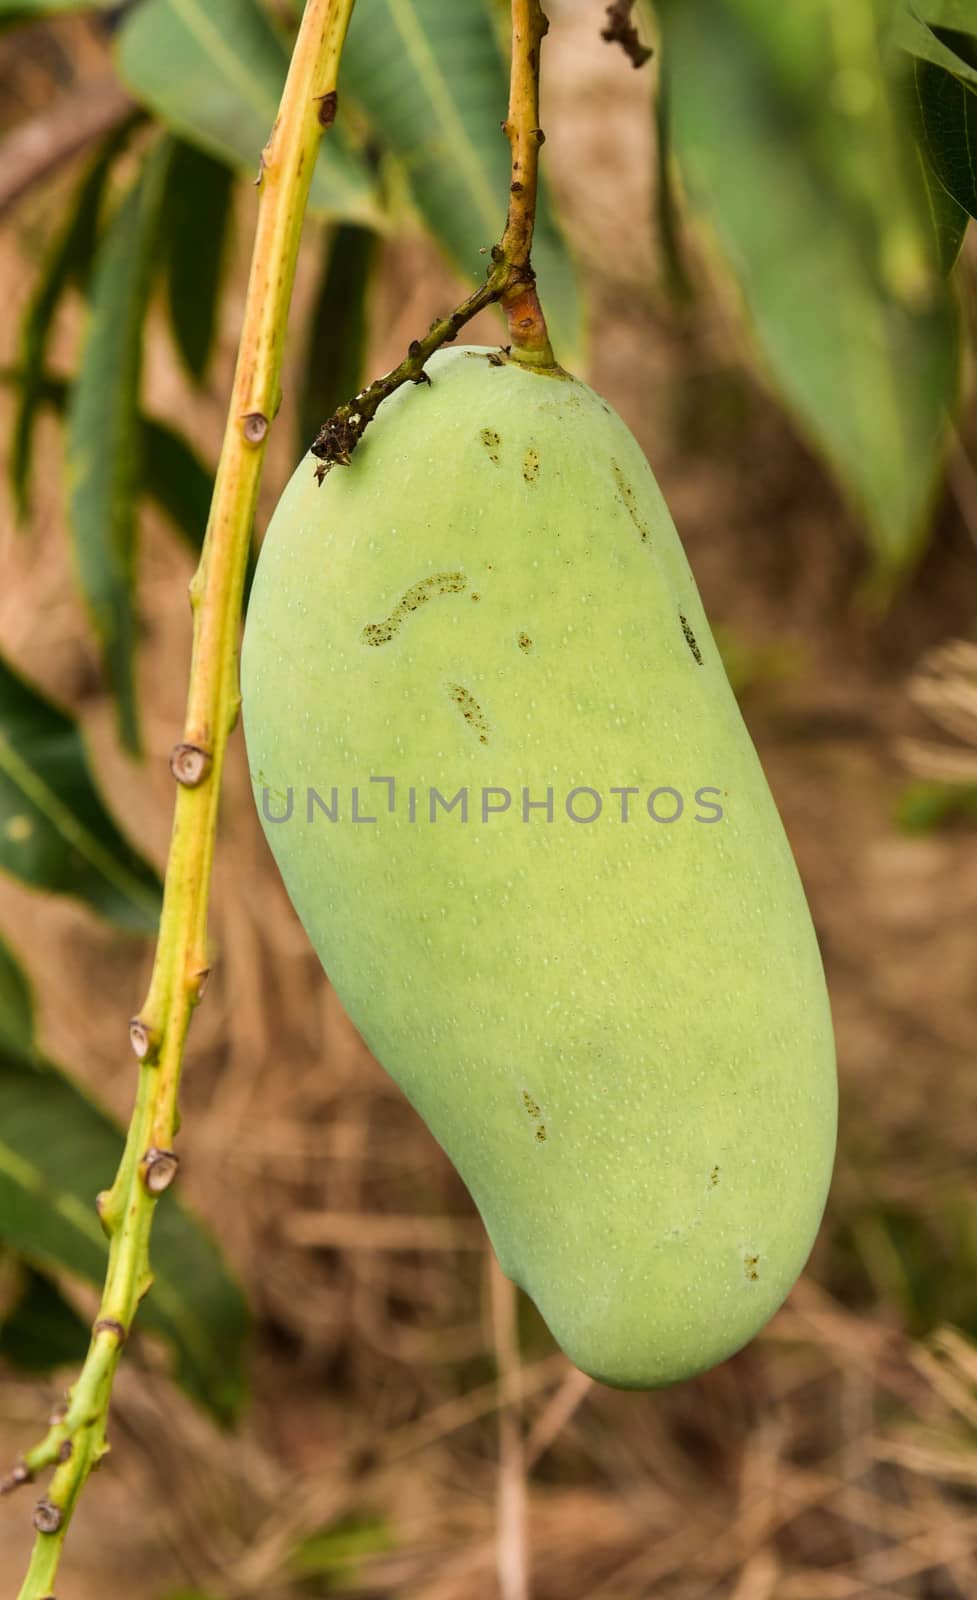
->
[2,1,977,1595]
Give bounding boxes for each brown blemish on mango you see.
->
[362,572,466,646]
[611,460,651,543]
[522,1090,547,1144]
[517,633,533,653]
[680,613,703,665]
[523,447,540,485]
[480,428,502,464]
[743,1253,760,1282]
[448,683,490,744]
[709,1165,720,1189]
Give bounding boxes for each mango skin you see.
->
[241,346,837,1388]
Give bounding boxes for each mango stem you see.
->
[312,0,559,473]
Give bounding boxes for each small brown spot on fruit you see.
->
[709,1165,720,1188]
[447,683,490,744]
[480,428,502,464]
[680,613,704,665]
[611,460,651,542]
[535,1125,547,1142]
[523,446,540,485]
[522,1091,540,1117]
[744,1253,760,1282]
[362,572,466,645]
[517,633,533,653]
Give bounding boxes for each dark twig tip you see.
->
[0,1462,31,1496]
[601,0,653,68]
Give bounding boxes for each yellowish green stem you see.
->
[312,0,556,475]
[11,3,356,1593]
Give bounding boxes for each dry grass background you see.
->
[2,4,977,1595]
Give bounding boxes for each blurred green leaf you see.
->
[340,0,583,366]
[0,934,36,1060]
[4,365,219,558]
[161,140,234,384]
[142,417,215,550]
[0,1,115,11]
[0,1266,89,1373]
[0,951,249,1419]
[67,138,172,756]
[290,1513,396,1585]
[895,777,977,830]
[116,0,381,225]
[0,649,162,932]
[298,223,375,454]
[659,0,959,580]
[11,122,135,521]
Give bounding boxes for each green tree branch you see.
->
[2,3,356,1593]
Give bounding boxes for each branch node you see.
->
[141,1148,180,1195]
[94,1191,113,1238]
[241,411,269,445]
[128,1017,155,1061]
[57,1440,73,1463]
[169,742,212,787]
[315,90,338,128]
[192,966,212,1003]
[93,1318,127,1347]
[33,1499,63,1535]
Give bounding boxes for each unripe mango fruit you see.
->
[241,346,837,1388]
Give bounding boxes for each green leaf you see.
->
[298,223,375,454]
[659,0,960,580]
[143,418,215,550]
[0,1044,249,1421]
[11,121,135,520]
[900,0,977,76]
[67,138,172,756]
[340,0,583,366]
[0,649,162,932]
[161,140,235,384]
[897,5,977,262]
[911,58,973,268]
[1,367,238,592]
[290,1514,396,1583]
[115,0,381,225]
[0,1267,89,1373]
[0,934,36,1060]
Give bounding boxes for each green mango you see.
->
[241,346,836,1388]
